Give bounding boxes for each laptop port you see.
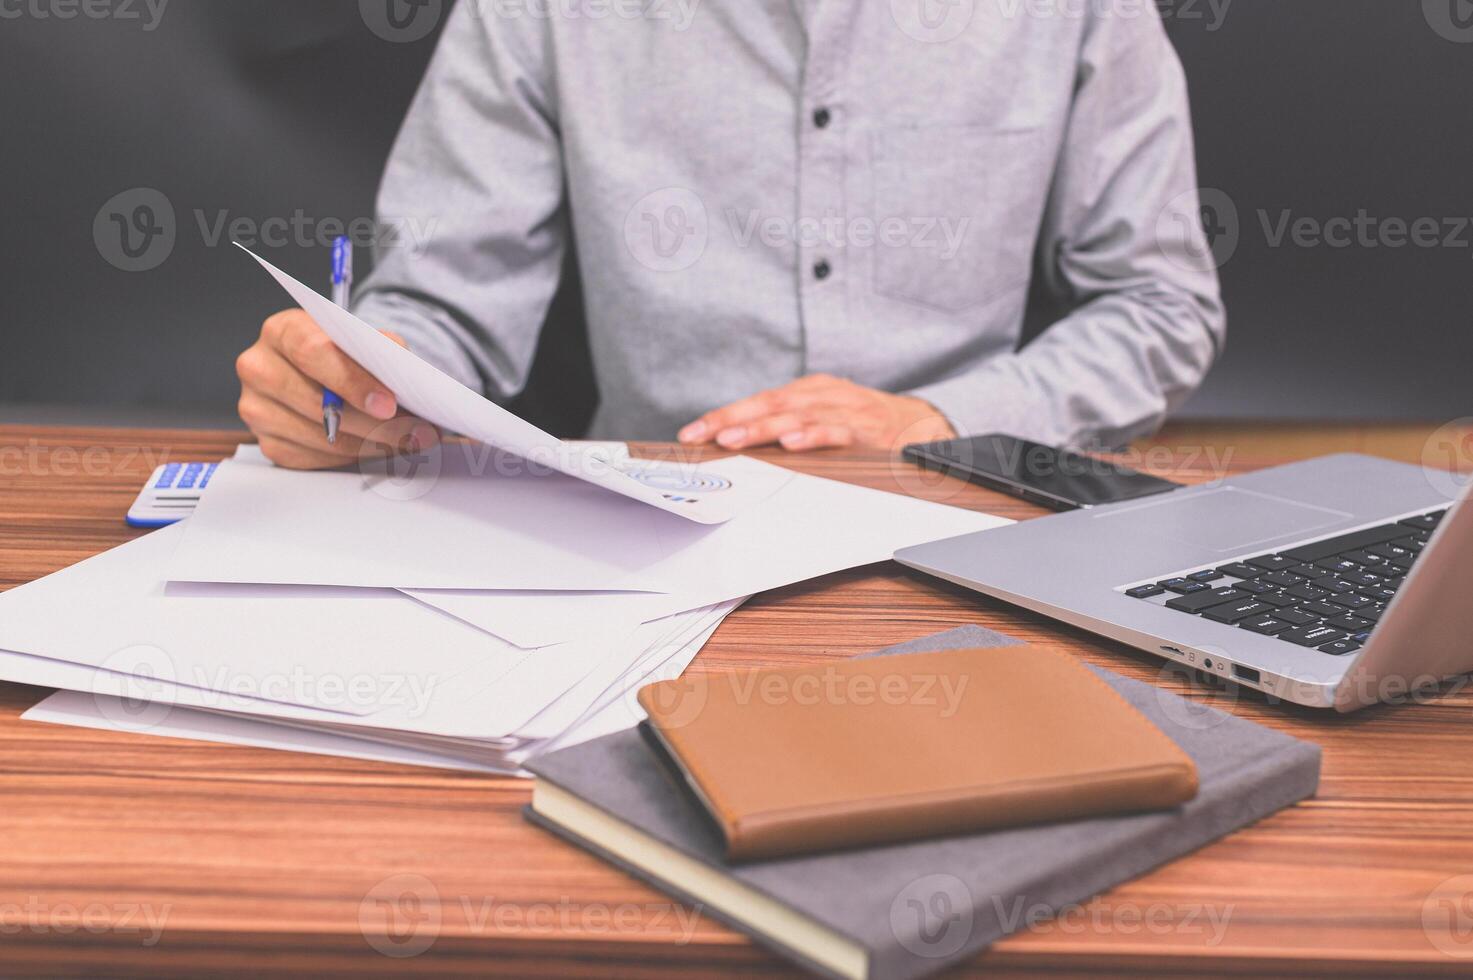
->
[1232,665,1261,684]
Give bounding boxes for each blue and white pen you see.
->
[322,236,352,444]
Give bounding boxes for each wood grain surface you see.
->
[0,421,1471,977]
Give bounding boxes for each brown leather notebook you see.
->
[636,644,1199,862]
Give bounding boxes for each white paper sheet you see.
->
[0,544,726,741]
[0,525,562,714]
[168,443,799,592]
[23,691,513,774]
[18,603,738,776]
[242,244,770,524]
[167,448,704,592]
[402,467,1013,646]
[507,617,727,765]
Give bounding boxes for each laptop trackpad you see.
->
[1093,487,1351,554]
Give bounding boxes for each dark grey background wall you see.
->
[1,0,1469,433]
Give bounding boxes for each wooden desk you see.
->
[1,422,1471,977]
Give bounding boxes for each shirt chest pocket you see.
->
[869,125,1052,314]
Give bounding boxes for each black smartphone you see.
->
[902,434,1180,511]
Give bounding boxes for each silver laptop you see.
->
[895,454,1473,711]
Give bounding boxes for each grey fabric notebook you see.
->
[524,626,1321,980]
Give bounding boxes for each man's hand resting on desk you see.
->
[678,374,956,453]
[235,309,438,469]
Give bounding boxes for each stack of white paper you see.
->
[1,247,1012,774]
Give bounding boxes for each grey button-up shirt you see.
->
[354,0,1225,447]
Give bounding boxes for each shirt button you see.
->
[813,260,832,281]
[812,107,831,129]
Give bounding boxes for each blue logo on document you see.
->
[624,466,732,504]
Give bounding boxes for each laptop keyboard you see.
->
[1123,509,1446,656]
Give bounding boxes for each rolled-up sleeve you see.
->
[351,2,565,401]
[910,10,1226,450]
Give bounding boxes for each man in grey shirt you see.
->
[236,0,1223,467]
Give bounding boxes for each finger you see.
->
[238,392,360,459]
[239,392,422,464]
[267,312,399,420]
[255,434,355,471]
[239,344,437,447]
[779,425,854,452]
[714,413,810,450]
[679,383,832,444]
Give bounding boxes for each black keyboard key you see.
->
[1289,563,1333,580]
[1319,639,1362,656]
[1202,599,1274,624]
[1235,579,1272,595]
[1280,625,1347,647]
[1188,569,1224,583]
[1127,584,1166,599]
[1319,578,1357,594]
[1359,606,1386,623]
[1361,585,1398,602]
[1329,593,1373,610]
[1367,542,1414,561]
[1299,600,1342,617]
[1240,615,1291,635]
[1216,562,1262,580]
[1283,582,1330,601]
[1257,591,1295,608]
[1395,535,1426,552]
[1341,571,1384,587]
[1273,607,1321,627]
[1166,587,1246,613]
[1246,555,1298,572]
[1260,570,1306,587]
[1280,523,1410,564]
[1390,554,1416,570]
[1159,578,1208,595]
[1342,549,1387,566]
[1398,511,1445,532]
[1315,558,1361,575]
[1326,614,1372,632]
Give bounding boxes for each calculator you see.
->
[126,462,220,528]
